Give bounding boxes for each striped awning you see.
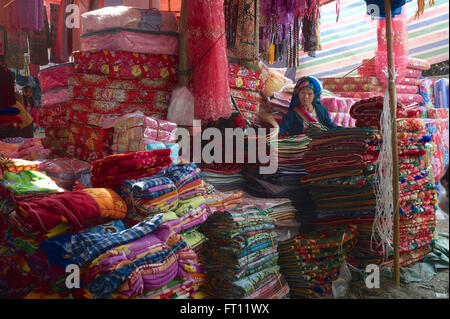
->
[296,0,449,78]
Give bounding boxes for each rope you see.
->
[372,67,397,261]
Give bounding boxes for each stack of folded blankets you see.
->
[67,6,179,161]
[277,224,358,298]
[348,56,431,105]
[38,63,74,158]
[90,149,173,190]
[349,96,410,129]
[120,163,210,299]
[300,128,381,226]
[243,134,313,223]
[351,118,438,268]
[201,164,247,192]
[111,113,179,162]
[229,64,264,122]
[201,208,290,299]
[0,107,22,129]
[203,190,244,214]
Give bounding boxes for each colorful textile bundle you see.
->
[0,158,41,174]
[121,164,206,227]
[71,50,177,126]
[337,92,424,105]
[38,63,75,93]
[0,183,127,298]
[111,113,177,155]
[90,149,173,189]
[352,119,437,267]
[278,224,358,298]
[419,118,449,183]
[419,78,440,108]
[203,191,244,214]
[38,64,74,139]
[300,128,381,225]
[73,51,178,81]
[37,103,69,128]
[80,7,179,55]
[201,209,289,299]
[350,96,405,129]
[120,164,210,297]
[66,122,114,162]
[0,138,51,161]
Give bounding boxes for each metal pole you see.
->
[384,0,401,286]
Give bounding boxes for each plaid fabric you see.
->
[154,164,202,187]
[122,177,174,196]
[88,240,187,298]
[69,214,164,266]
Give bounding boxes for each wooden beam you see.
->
[384,0,401,286]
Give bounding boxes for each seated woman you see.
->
[278,76,337,137]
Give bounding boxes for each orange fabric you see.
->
[81,188,127,219]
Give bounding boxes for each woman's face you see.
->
[298,87,315,107]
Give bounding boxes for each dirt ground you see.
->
[346,218,449,299]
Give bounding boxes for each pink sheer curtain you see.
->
[375,9,409,89]
[186,0,232,122]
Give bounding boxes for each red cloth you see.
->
[15,191,102,234]
[186,0,232,122]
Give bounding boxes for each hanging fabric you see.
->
[29,6,50,66]
[56,0,73,62]
[10,0,45,32]
[225,0,260,61]
[301,0,320,54]
[186,0,232,122]
[4,31,28,70]
[375,9,408,89]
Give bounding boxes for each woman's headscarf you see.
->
[288,76,324,110]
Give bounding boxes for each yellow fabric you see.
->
[13,101,33,128]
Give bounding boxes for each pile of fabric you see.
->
[120,163,209,298]
[110,113,178,160]
[418,117,449,183]
[229,64,264,122]
[351,56,431,104]
[321,94,358,128]
[80,6,179,56]
[278,224,358,298]
[66,7,179,161]
[300,128,381,226]
[201,208,290,299]
[351,119,438,268]
[38,63,74,158]
[90,149,173,190]
[349,96,412,129]
[202,164,247,192]
[0,138,51,161]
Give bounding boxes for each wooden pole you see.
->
[178,0,189,86]
[384,0,401,286]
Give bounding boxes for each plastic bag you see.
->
[332,261,353,299]
[167,87,194,126]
